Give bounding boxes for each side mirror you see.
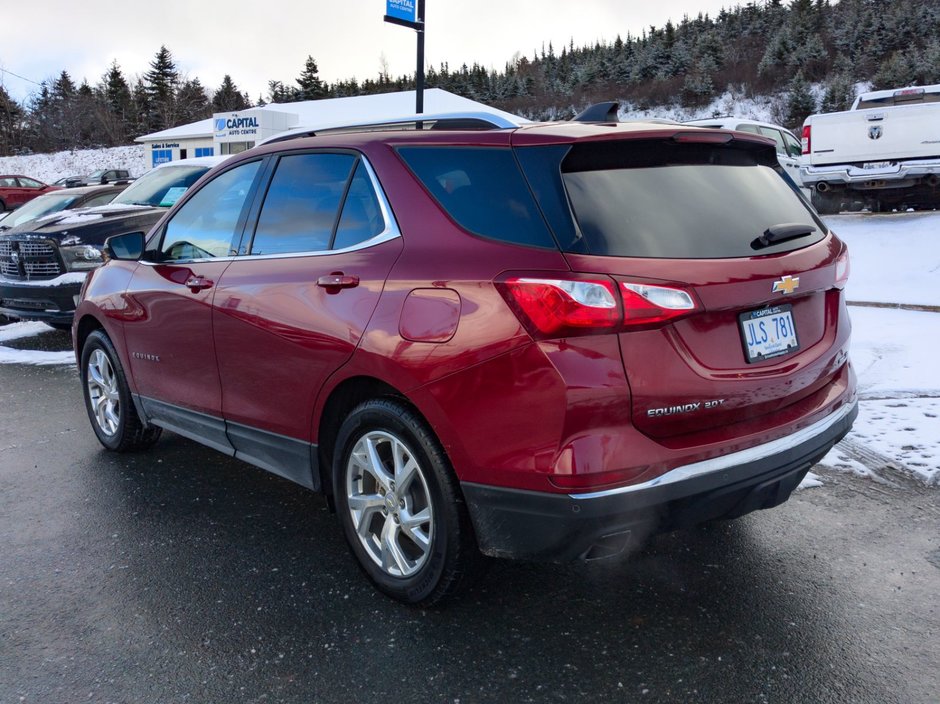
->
[104,231,146,261]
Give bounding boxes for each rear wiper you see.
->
[752,223,816,249]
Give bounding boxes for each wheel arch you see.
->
[315,375,408,504]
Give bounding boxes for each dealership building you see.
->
[136,89,525,167]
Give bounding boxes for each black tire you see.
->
[80,330,161,452]
[0,198,6,212]
[811,190,840,215]
[333,398,477,606]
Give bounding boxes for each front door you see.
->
[122,159,263,449]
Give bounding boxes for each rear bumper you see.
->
[800,157,940,189]
[462,400,857,561]
[0,277,81,324]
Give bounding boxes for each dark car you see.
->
[73,119,856,605]
[0,157,225,328]
[0,175,60,211]
[0,184,126,233]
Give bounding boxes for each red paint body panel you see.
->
[212,239,403,439]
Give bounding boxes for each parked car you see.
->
[684,117,806,188]
[76,169,135,186]
[0,175,60,211]
[0,184,127,233]
[0,156,226,329]
[52,175,85,188]
[801,83,940,213]
[73,118,856,605]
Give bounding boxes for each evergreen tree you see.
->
[212,74,249,112]
[0,85,23,156]
[143,45,180,130]
[176,78,211,123]
[295,56,326,101]
[785,71,817,131]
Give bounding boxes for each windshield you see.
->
[0,192,81,230]
[111,165,208,207]
[88,170,106,178]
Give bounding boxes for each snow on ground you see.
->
[0,321,74,365]
[829,212,940,308]
[0,145,149,184]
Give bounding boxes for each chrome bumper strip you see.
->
[570,402,856,501]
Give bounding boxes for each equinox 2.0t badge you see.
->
[647,399,726,417]
[772,275,800,295]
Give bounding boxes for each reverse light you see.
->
[621,282,698,327]
[834,248,850,289]
[500,277,620,338]
[801,125,811,155]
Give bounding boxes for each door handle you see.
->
[317,273,359,290]
[185,275,214,293]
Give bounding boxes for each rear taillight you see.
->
[498,275,701,338]
[801,124,811,155]
[834,248,850,289]
[621,282,697,327]
[500,277,620,338]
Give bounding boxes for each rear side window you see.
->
[250,153,355,255]
[525,140,825,259]
[333,161,385,250]
[397,147,556,249]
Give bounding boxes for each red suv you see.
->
[74,118,857,605]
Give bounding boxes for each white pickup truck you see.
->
[800,83,940,213]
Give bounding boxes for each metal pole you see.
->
[416,0,425,114]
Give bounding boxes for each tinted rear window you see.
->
[396,147,556,249]
[555,140,825,259]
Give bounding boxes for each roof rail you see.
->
[260,111,525,146]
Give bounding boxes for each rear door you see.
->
[519,135,847,441]
[212,151,402,477]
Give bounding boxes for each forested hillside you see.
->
[1,0,938,156]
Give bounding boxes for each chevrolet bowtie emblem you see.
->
[772,275,800,295]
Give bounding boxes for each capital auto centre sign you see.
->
[214,114,260,140]
[386,0,417,23]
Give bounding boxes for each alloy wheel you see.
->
[345,430,434,578]
[86,349,120,436]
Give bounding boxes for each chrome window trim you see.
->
[570,402,857,501]
[140,153,401,267]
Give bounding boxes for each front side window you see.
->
[18,177,43,189]
[249,153,356,255]
[160,161,261,261]
[757,127,787,155]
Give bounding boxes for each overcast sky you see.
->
[1,0,735,103]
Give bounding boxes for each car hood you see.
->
[0,203,166,245]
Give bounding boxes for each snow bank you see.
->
[0,145,149,184]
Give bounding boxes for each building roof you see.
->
[136,89,525,143]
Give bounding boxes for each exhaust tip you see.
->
[816,182,830,193]
[582,530,633,561]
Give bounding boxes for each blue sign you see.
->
[386,0,416,23]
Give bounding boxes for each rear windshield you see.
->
[549,140,825,259]
[856,91,940,109]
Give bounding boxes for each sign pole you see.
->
[416,0,425,114]
[384,0,426,115]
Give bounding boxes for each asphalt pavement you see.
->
[1,328,938,703]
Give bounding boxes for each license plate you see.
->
[739,304,800,363]
[862,161,894,170]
